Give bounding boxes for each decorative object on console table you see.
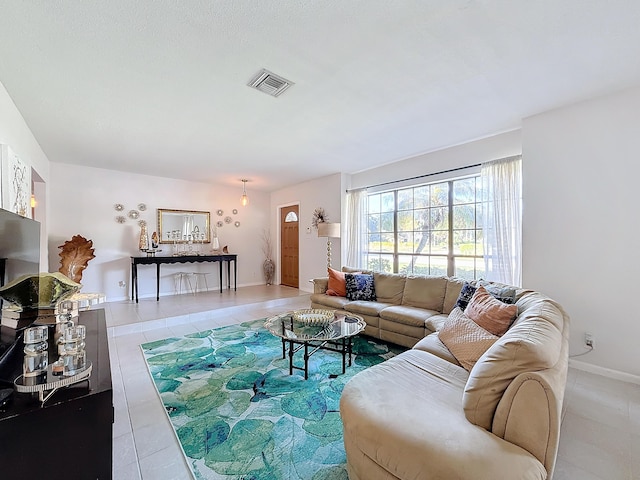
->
[139,222,149,251]
[58,235,96,284]
[317,222,341,269]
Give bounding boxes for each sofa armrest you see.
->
[492,369,565,478]
[310,277,329,294]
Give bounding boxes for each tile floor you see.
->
[104,285,640,480]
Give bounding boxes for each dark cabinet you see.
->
[0,309,113,479]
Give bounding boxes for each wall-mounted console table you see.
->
[130,254,238,302]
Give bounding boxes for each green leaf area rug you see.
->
[141,319,403,480]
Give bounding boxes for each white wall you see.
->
[0,80,51,267]
[523,85,640,378]
[270,173,343,292]
[49,163,271,301]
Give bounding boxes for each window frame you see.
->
[363,175,485,280]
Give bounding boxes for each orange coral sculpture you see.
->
[58,235,96,284]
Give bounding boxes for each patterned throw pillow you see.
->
[465,286,518,336]
[477,280,517,305]
[455,282,477,310]
[345,273,377,301]
[439,307,499,371]
[455,281,517,311]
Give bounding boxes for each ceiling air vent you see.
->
[247,69,294,97]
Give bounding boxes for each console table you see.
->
[130,254,237,302]
[0,309,113,479]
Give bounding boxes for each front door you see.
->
[280,205,299,288]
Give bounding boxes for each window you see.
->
[365,176,485,280]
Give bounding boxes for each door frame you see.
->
[276,202,300,286]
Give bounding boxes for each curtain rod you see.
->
[346,163,482,193]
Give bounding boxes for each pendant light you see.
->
[240,179,249,207]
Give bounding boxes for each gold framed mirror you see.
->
[157,209,211,243]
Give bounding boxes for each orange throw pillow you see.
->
[465,286,518,336]
[327,268,347,296]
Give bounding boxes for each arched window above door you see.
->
[284,211,298,222]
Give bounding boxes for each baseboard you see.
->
[569,359,640,385]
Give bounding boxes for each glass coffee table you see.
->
[264,311,366,379]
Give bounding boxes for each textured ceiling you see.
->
[1,1,640,191]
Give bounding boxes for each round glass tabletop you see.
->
[264,311,365,342]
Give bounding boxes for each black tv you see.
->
[0,208,41,383]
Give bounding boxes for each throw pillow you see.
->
[454,282,477,311]
[465,286,518,336]
[477,280,517,305]
[345,273,377,301]
[439,307,499,371]
[326,268,348,296]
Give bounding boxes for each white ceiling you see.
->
[1,1,640,192]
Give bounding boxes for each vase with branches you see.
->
[262,229,275,285]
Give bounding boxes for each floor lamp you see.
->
[317,222,341,269]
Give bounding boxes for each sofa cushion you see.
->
[463,292,566,431]
[442,277,465,314]
[401,275,448,311]
[372,272,406,304]
[413,333,461,366]
[378,305,437,328]
[345,273,376,301]
[344,300,393,317]
[439,307,499,371]
[310,293,350,310]
[327,267,350,296]
[425,313,450,333]
[466,286,517,336]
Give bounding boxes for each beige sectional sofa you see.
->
[311,269,465,348]
[311,268,570,480]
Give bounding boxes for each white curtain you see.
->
[481,155,522,286]
[345,188,367,269]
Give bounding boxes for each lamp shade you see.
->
[317,222,340,238]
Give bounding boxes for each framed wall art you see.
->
[1,144,31,218]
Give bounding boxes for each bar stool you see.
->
[174,272,194,295]
[192,272,212,293]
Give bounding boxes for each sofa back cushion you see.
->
[442,277,465,314]
[401,275,448,312]
[462,291,567,431]
[372,272,406,304]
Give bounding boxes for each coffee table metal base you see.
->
[280,336,354,380]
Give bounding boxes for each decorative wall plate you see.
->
[217,209,224,216]
[234,221,240,227]
[232,209,238,215]
[128,210,140,219]
[115,216,126,223]
[138,203,147,211]
[217,220,224,228]
[224,216,232,224]
[114,204,124,211]
[138,219,147,227]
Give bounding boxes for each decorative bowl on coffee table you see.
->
[292,308,335,327]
